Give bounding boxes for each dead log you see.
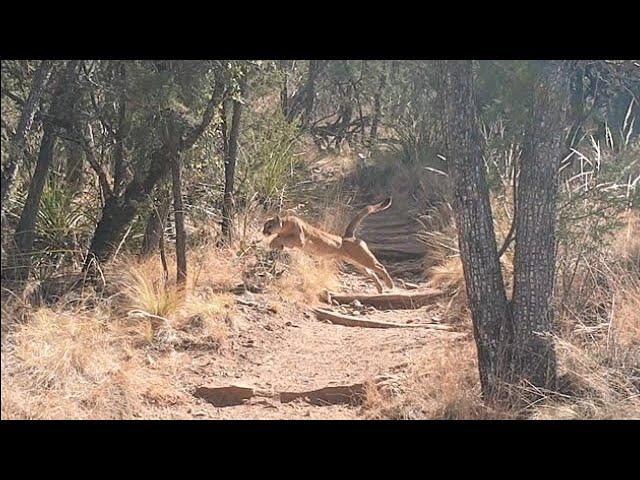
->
[325,289,444,310]
[312,308,452,330]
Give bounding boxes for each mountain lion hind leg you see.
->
[343,238,394,291]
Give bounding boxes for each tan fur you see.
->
[262,198,394,293]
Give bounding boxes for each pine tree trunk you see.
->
[510,61,569,390]
[1,60,53,214]
[437,60,514,401]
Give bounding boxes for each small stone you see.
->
[350,299,363,309]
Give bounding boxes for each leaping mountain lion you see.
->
[262,197,394,293]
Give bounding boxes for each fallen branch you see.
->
[325,289,444,310]
[312,308,452,330]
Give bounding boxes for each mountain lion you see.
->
[262,197,394,293]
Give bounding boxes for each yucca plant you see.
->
[6,175,93,279]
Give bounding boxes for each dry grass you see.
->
[362,338,510,419]
[419,196,515,323]
[0,300,190,419]
[1,240,240,419]
[274,249,340,304]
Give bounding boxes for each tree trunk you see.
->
[65,138,84,191]
[370,64,387,141]
[141,189,171,258]
[1,60,53,214]
[113,61,128,196]
[301,60,321,129]
[279,60,292,118]
[220,77,246,243]
[437,60,514,401]
[170,146,187,286]
[510,61,569,390]
[9,61,79,281]
[85,147,172,267]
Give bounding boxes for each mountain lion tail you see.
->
[343,197,392,238]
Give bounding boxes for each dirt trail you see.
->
[175,186,464,420]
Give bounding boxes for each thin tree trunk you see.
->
[370,63,387,141]
[170,143,187,286]
[10,61,79,281]
[65,138,84,191]
[141,189,171,258]
[220,77,246,243]
[113,61,128,196]
[302,60,322,129]
[510,61,569,390]
[1,60,53,214]
[437,60,514,401]
[279,60,291,118]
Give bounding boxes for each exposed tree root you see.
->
[325,289,445,310]
[312,307,452,330]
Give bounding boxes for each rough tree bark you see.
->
[9,60,80,281]
[439,60,570,403]
[1,60,53,214]
[510,61,570,390]
[437,60,514,400]
[220,76,246,243]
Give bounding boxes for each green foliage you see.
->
[238,108,302,202]
[5,174,94,278]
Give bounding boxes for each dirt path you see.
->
[171,187,463,420]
